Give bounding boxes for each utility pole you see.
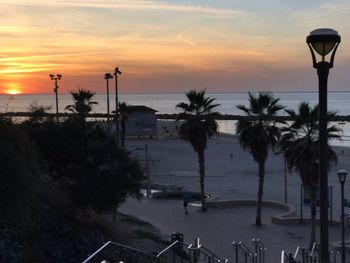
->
[49,74,62,123]
[114,67,122,148]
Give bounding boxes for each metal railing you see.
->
[232,238,266,263]
[252,238,266,263]
[82,234,228,263]
[281,244,318,263]
[187,238,228,263]
[232,241,257,263]
[155,240,187,263]
[82,241,155,263]
[281,243,341,263]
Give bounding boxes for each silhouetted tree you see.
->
[0,119,40,223]
[26,120,144,213]
[236,92,285,226]
[176,90,219,211]
[0,119,41,262]
[26,103,53,124]
[281,102,340,247]
[65,89,97,125]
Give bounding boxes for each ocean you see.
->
[1,91,350,146]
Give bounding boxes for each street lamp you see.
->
[104,73,113,133]
[49,73,62,123]
[114,67,122,148]
[306,28,341,263]
[338,169,348,263]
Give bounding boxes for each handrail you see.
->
[83,236,228,263]
[156,240,180,257]
[82,240,155,263]
[232,241,253,256]
[281,250,286,263]
[293,246,301,259]
[82,241,112,263]
[252,237,266,263]
[252,238,265,250]
[200,245,228,262]
[240,242,257,256]
[310,242,318,257]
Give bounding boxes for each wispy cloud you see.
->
[176,32,213,55]
[7,0,249,18]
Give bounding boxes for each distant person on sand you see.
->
[182,192,190,215]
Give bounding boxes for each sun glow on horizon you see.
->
[4,83,23,95]
[5,89,21,95]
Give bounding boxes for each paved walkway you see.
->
[121,136,350,262]
[119,197,345,263]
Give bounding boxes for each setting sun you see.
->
[5,89,21,95]
[4,83,22,95]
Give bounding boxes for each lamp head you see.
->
[57,74,62,80]
[306,28,341,68]
[337,169,348,184]
[49,74,55,80]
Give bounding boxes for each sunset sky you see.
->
[1,0,350,94]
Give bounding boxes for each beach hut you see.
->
[125,105,157,138]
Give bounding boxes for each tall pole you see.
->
[105,73,113,133]
[54,79,59,123]
[50,74,62,123]
[318,61,330,263]
[106,77,110,131]
[114,67,122,148]
[341,180,346,263]
[307,28,341,263]
[284,156,288,204]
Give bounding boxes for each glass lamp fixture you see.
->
[306,28,341,67]
[338,169,348,184]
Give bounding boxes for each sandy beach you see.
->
[120,120,350,261]
[129,120,350,205]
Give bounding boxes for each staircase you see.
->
[82,233,229,263]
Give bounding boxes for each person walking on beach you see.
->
[182,192,190,215]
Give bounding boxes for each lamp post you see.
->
[49,73,62,123]
[306,28,341,263]
[104,73,113,133]
[114,67,122,148]
[338,169,348,263]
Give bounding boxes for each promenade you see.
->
[119,197,343,262]
[120,133,350,262]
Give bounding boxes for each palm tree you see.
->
[176,90,219,211]
[280,102,340,248]
[119,102,132,151]
[65,89,98,124]
[236,92,285,226]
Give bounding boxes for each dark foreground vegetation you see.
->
[0,106,145,262]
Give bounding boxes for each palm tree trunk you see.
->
[309,185,317,249]
[256,161,265,226]
[197,150,206,211]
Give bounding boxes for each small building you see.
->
[125,105,157,138]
